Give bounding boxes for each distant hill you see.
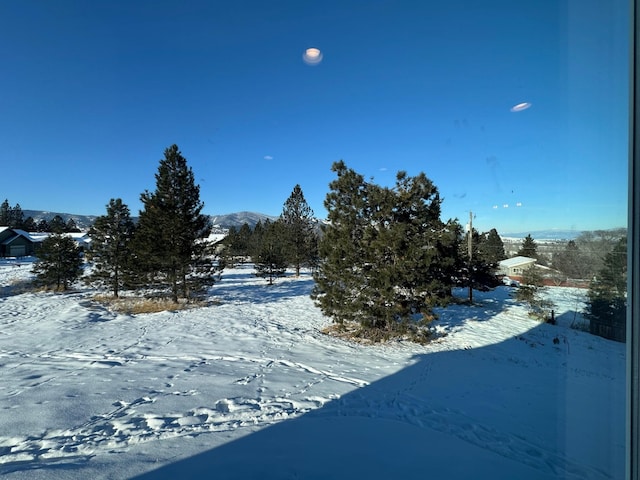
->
[22,210,99,231]
[209,211,278,229]
[20,210,624,239]
[19,210,277,231]
[502,228,626,242]
[501,230,583,241]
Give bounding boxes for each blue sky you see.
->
[0,0,629,233]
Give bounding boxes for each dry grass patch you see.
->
[322,320,434,345]
[92,294,212,315]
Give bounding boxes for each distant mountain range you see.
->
[501,230,583,241]
[22,210,99,230]
[502,227,626,241]
[21,210,277,231]
[209,211,277,228]
[19,210,624,240]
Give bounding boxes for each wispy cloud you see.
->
[264,155,273,161]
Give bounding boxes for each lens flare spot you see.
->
[303,47,323,65]
[510,102,532,112]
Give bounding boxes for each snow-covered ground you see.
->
[0,260,625,479]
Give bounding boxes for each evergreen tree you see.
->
[478,228,506,264]
[87,198,136,297]
[221,226,239,267]
[235,223,253,259]
[280,184,317,276]
[313,161,458,333]
[586,237,627,341]
[49,215,66,233]
[32,233,83,290]
[253,220,288,285]
[221,223,253,267]
[250,220,265,256]
[459,227,499,292]
[66,218,81,233]
[134,145,213,302]
[312,162,372,325]
[22,216,37,232]
[10,203,24,229]
[515,265,553,320]
[517,234,537,258]
[552,240,588,279]
[36,219,50,232]
[0,200,23,228]
[575,229,626,280]
[0,199,9,225]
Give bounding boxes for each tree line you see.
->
[23,148,627,343]
[31,146,321,300]
[32,145,214,300]
[222,184,319,284]
[0,200,81,232]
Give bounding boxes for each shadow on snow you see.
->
[0,268,624,479]
[129,327,624,480]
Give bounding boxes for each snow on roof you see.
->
[0,228,36,244]
[207,233,228,244]
[68,232,90,239]
[26,232,49,242]
[499,256,537,268]
[11,229,36,241]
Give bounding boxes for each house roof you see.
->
[0,228,36,245]
[499,256,537,268]
[11,229,36,241]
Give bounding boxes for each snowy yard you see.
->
[0,260,626,479]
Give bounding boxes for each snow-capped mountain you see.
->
[22,210,99,230]
[208,211,278,229]
[19,210,277,231]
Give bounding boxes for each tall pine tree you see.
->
[478,228,506,264]
[312,162,370,325]
[134,145,213,302]
[517,234,538,258]
[280,184,317,276]
[49,215,67,233]
[0,200,24,228]
[87,198,136,297]
[36,219,50,232]
[459,227,499,292]
[22,217,37,232]
[10,203,24,229]
[313,161,458,334]
[66,218,81,233]
[0,199,9,225]
[235,223,254,259]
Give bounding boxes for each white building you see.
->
[497,256,537,277]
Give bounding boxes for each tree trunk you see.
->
[113,266,120,298]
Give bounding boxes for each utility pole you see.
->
[468,210,473,304]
